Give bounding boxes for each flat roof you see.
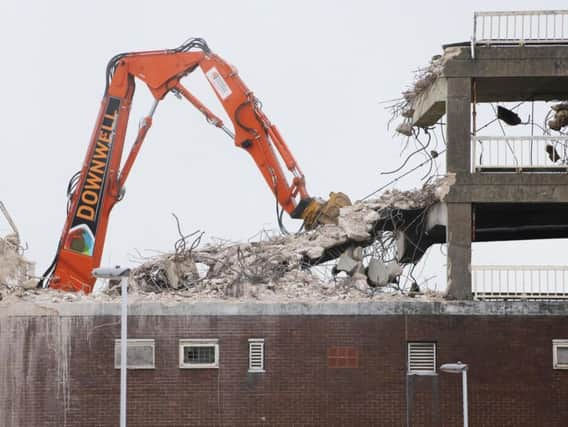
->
[2,300,568,317]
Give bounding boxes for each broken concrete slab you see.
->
[549,102,568,131]
[335,246,363,275]
[391,46,463,134]
[411,77,447,127]
[126,176,454,298]
[367,259,401,287]
[0,234,34,289]
[0,202,34,290]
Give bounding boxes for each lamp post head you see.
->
[440,361,468,374]
[92,266,131,279]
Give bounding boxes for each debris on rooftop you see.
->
[0,177,452,303]
[0,234,35,289]
[387,46,462,136]
[126,176,453,299]
[0,202,35,291]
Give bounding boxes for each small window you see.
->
[249,339,265,373]
[179,339,219,369]
[327,347,359,368]
[407,342,436,375]
[114,339,155,369]
[553,339,568,369]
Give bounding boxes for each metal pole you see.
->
[120,276,128,427]
[462,368,468,427]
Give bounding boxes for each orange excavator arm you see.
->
[41,38,349,293]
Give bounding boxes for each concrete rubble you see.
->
[0,202,35,292]
[128,176,453,300]
[390,47,462,135]
[0,178,452,303]
[548,102,568,131]
[0,233,35,291]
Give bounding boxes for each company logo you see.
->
[65,97,120,256]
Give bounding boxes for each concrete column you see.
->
[446,203,472,300]
[445,77,472,299]
[446,78,471,175]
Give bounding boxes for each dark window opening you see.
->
[184,346,215,364]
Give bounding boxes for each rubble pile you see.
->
[131,218,379,300]
[133,237,305,298]
[548,102,568,131]
[0,233,34,290]
[128,176,453,300]
[390,47,462,136]
[364,176,452,211]
[0,178,451,303]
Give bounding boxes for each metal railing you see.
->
[472,11,568,57]
[472,265,568,300]
[471,136,568,172]
[474,10,568,44]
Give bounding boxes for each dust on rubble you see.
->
[391,46,462,136]
[0,177,452,304]
[0,233,35,290]
[126,176,452,301]
[549,102,568,131]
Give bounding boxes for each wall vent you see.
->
[407,342,436,375]
[248,339,265,372]
[553,339,568,369]
[114,339,155,369]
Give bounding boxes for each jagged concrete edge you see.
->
[2,301,568,317]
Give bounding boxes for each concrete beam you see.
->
[444,45,568,78]
[436,45,568,102]
[411,77,447,127]
[450,173,568,204]
[447,183,568,203]
[473,76,568,102]
[446,78,471,174]
[446,203,472,300]
[456,173,568,186]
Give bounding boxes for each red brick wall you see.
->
[2,314,568,426]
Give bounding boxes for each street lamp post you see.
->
[440,361,469,427]
[93,266,131,427]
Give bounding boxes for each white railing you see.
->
[472,265,568,300]
[471,136,568,172]
[474,10,568,45]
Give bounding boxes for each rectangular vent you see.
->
[553,339,568,369]
[248,339,265,372]
[114,339,155,369]
[408,342,436,374]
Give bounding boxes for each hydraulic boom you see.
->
[41,38,350,293]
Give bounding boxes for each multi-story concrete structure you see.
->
[408,11,568,300]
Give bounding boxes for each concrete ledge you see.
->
[444,45,568,77]
[457,174,568,186]
[2,300,568,317]
[447,183,568,203]
[411,78,447,127]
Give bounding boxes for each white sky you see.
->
[1,0,567,291]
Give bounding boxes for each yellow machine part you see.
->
[302,192,352,230]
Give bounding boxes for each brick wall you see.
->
[1,311,568,426]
